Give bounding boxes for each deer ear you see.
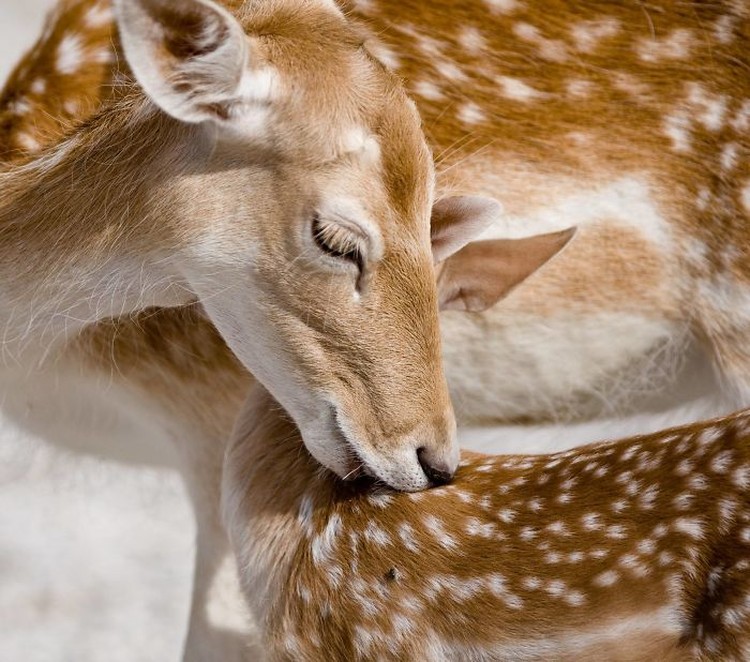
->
[114,0,269,125]
[430,196,504,263]
[438,228,576,312]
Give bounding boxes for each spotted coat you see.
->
[226,390,750,661]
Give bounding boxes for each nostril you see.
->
[417,447,454,487]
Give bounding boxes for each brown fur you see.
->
[226,388,750,661]
[3,0,747,425]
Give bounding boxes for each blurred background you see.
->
[0,6,195,662]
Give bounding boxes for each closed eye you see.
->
[312,214,365,271]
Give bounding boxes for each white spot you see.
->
[486,573,524,609]
[364,521,391,547]
[673,517,704,540]
[9,98,31,115]
[519,526,538,541]
[571,18,620,53]
[611,500,628,514]
[545,579,567,597]
[498,508,517,523]
[663,111,691,152]
[594,570,620,587]
[545,551,562,564]
[566,590,587,606]
[458,27,486,54]
[466,517,496,538]
[527,498,544,513]
[607,524,628,539]
[63,99,80,116]
[523,576,542,590]
[435,60,466,83]
[639,485,659,510]
[658,551,674,566]
[368,493,393,509]
[397,522,419,553]
[513,22,568,62]
[412,80,445,101]
[84,2,114,27]
[714,15,736,44]
[687,83,728,132]
[457,101,486,126]
[721,143,739,171]
[566,78,593,99]
[57,33,84,75]
[423,515,458,550]
[733,464,750,490]
[92,47,113,64]
[673,493,694,510]
[688,473,709,491]
[742,183,750,213]
[711,450,734,474]
[484,0,520,13]
[29,78,46,95]
[547,521,571,536]
[311,513,342,566]
[498,75,542,102]
[582,513,603,531]
[636,29,693,62]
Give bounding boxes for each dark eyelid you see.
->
[312,214,364,272]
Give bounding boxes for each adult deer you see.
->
[5,0,746,425]
[0,0,570,657]
[225,386,750,661]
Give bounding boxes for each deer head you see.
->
[110,0,574,490]
[0,0,572,491]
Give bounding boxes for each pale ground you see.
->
[0,3,739,661]
[0,7,196,662]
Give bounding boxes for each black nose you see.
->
[417,447,454,487]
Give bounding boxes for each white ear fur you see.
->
[430,196,503,263]
[114,0,257,124]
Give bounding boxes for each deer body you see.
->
[225,389,750,661]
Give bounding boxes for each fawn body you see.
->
[225,389,750,661]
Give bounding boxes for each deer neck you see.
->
[0,99,200,363]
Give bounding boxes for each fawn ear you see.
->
[114,0,270,125]
[431,196,503,263]
[438,228,576,312]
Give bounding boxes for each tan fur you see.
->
[225,387,750,661]
[3,0,747,428]
[3,1,749,657]
[0,0,485,493]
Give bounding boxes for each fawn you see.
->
[225,387,750,660]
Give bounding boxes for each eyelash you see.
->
[312,214,364,271]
